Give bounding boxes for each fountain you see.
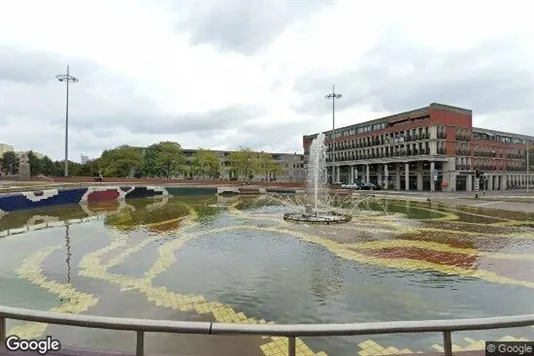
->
[283,133,353,224]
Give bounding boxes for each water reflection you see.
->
[310,253,344,305]
[0,196,225,236]
[58,225,71,307]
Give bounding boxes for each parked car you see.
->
[359,183,381,190]
[341,183,360,189]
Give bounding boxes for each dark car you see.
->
[359,183,381,190]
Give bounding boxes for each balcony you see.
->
[455,135,472,141]
[507,154,525,159]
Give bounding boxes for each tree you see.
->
[270,161,284,180]
[226,147,257,180]
[254,152,284,181]
[142,141,186,179]
[99,145,143,178]
[190,148,220,179]
[1,151,19,175]
[40,156,57,176]
[53,161,63,176]
[74,162,96,176]
[27,151,42,176]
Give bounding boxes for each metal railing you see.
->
[1,306,534,356]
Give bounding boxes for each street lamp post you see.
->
[527,142,530,194]
[56,65,79,177]
[325,85,343,184]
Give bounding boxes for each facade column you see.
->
[488,175,493,191]
[501,174,507,190]
[366,165,370,183]
[331,166,335,183]
[378,171,383,188]
[384,164,389,190]
[405,163,409,191]
[466,174,472,191]
[395,170,401,190]
[349,166,354,184]
[354,167,359,184]
[430,161,435,192]
[417,173,423,191]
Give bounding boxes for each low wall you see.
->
[0,185,170,213]
[21,176,305,188]
[0,185,297,213]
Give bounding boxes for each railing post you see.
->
[136,331,144,356]
[288,336,296,356]
[0,316,6,343]
[443,331,453,356]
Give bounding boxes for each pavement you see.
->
[355,189,534,213]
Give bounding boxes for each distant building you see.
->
[137,146,305,182]
[0,143,45,159]
[180,148,306,182]
[81,155,90,164]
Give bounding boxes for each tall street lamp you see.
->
[527,142,530,193]
[325,85,343,184]
[56,65,79,177]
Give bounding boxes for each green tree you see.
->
[1,151,19,175]
[74,162,95,176]
[226,147,257,180]
[255,152,284,181]
[40,156,57,176]
[99,145,143,177]
[270,161,284,180]
[53,161,63,176]
[190,148,220,179]
[27,151,42,176]
[156,141,187,179]
[142,141,186,179]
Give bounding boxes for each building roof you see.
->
[472,127,534,140]
[304,103,471,137]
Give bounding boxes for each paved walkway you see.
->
[435,198,534,213]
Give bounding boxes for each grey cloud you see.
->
[1,45,269,160]
[73,105,266,135]
[292,35,534,133]
[229,118,309,152]
[0,45,100,85]
[174,0,335,55]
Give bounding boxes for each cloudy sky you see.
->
[1,0,533,162]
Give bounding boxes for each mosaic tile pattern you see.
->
[0,186,164,212]
[5,198,534,356]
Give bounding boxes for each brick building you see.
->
[302,103,533,192]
